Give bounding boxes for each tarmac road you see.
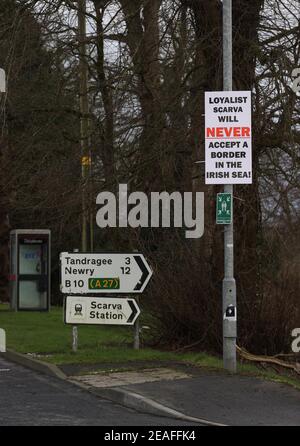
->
[1,354,299,427]
[0,357,199,427]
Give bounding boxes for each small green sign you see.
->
[88,278,120,290]
[216,193,232,225]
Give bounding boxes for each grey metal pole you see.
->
[133,296,140,350]
[72,249,80,353]
[133,317,140,350]
[72,326,78,353]
[222,0,237,372]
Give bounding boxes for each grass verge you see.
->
[0,304,299,390]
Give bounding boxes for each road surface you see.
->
[0,356,197,426]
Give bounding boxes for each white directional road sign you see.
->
[64,296,140,326]
[60,252,152,294]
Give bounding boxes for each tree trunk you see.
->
[232,0,264,324]
[94,1,116,188]
[0,139,10,303]
[120,0,164,191]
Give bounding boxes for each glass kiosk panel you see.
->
[19,281,47,309]
[18,242,48,309]
[10,230,51,311]
[19,244,43,274]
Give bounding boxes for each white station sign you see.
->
[205,91,252,184]
[60,252,152,294]
[64,296,140,326]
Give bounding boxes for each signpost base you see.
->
[72,326,78,353]
[134,319,140,350]
[0,328,6,352]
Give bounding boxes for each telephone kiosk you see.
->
[10,230,51,311]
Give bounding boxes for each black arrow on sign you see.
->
[133,255,151,291]
[127,299,139,324]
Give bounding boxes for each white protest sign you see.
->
[205,91,252,184]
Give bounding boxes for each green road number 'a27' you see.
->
[88,278,120,289]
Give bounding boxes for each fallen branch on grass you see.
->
[236,345,300,374]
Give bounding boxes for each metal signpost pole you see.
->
[0,68,5,93]
[222,0,237,372]
[72,249,80,353]
[133,296,140,350]
[72,325,78,353]
[0,328,5,352]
